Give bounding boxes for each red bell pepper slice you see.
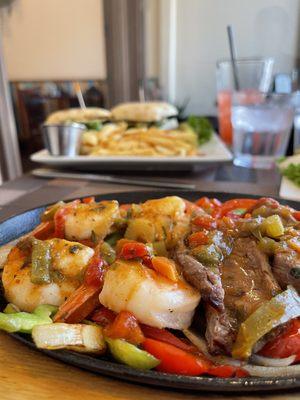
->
[208,365,249,378]
[219,199,257,217]
[91,306,116,327]
[195,197,222,217]
[143,338,211,375]
[141,325,196,353]
[293,211,300,221]
[105,310,145,345]
[82,196,95,204]
[195,197,212,209]
[259,318,300,362]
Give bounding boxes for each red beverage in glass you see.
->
[217,90,232,145]
[216,58,274,146]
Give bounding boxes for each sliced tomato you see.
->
[82,196,95,204]
[193,215,217,230]
[119,242,150,260]
[220,199,257,217]
[143,338,211,375]
[90,306,116,327]
[188,231,209,247]
[141,325,196,353]
[259,318,300,362]
[32,221,54,240]
[105,310,144,345]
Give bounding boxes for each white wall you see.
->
[1,0,106,81]
[159,0,300,115]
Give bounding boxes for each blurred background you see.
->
[1,0,300,179]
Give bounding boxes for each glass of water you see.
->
[292,91,300,154]
[231,92,294,169]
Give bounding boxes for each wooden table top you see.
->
[0,164,298,400]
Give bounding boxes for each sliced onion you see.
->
[183,329,243,366]
[251,353,297,367]
[183,329,300,377]
[183,329,213,359]
[243,364,300,377]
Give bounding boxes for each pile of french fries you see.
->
[80,123,198,157]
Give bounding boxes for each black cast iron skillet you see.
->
[0,190,299,392]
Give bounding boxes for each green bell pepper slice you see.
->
[31,238,52,284]
[106,338,160,370]
[0,304,57,333]
[100,242,116,265]
[232,286,300,359]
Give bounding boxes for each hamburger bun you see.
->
[111,102,178,122]
[46,108,111,124]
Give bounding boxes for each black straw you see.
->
[227,25,240,90]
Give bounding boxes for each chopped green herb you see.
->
[281,163,300,186]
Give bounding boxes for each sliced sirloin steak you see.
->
[176,236,281,354]
[206,237,281,354]
[273,249,300,292]
[175,244,225,311]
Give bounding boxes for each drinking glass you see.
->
[216,58,274,145]
[231,93,294,169]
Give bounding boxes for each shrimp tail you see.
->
[53,284,100,323]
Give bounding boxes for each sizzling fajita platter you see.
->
[0,191,299,392]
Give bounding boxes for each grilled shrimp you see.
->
[99,259,200,329]
[125,196,191,246]
[2,239,94,312]
[64,200,120,241]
